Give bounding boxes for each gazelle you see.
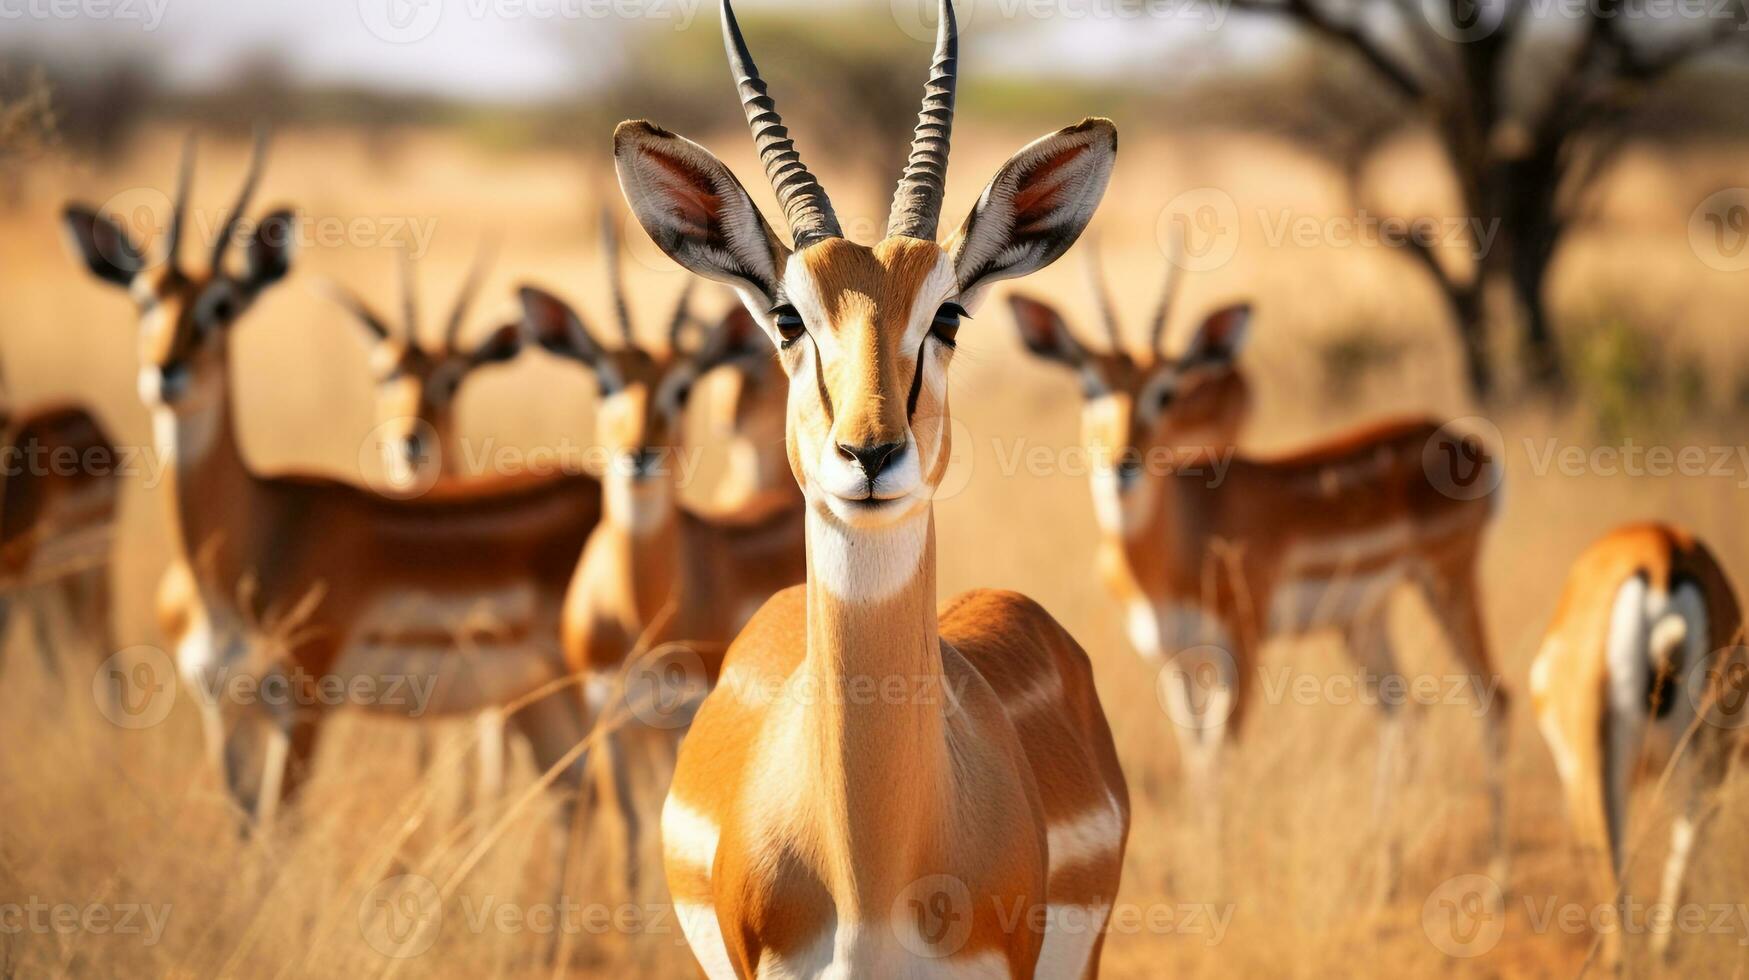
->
[1011,278,1509,883]
[63,138,598,844]
[517,236,804,893]
[625,1,1128,974]
[324,250,530,497]
[1531,523,1745,966]
[0,384,121,672]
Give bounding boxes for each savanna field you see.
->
[4,107,1749,979]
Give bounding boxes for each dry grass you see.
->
[4,126,1749,977]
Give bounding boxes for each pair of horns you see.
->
[722,0,957,246]
[169,127,268,276]
[599,205,698,352]
[1084,235,1182,355]
[329,239,496,352]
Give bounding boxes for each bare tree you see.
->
[1230,0,1749,397]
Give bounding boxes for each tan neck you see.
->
[796,505,947,906]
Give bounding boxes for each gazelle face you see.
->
[519,286,768,495]
[63,144,293,417]
[767,237,963,527]
[613,123,1117,530]
[360,325,523,487]
[1011,296,1251,497]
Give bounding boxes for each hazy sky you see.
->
[2,0,1268,101]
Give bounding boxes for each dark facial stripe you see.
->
[905,336,929,420]
[810,336,834,424]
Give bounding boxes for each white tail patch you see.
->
[662,793,721,875]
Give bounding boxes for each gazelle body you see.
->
[65,141,598,839]
[1011,283,1509,884]
[626,2,1129,974]
[519,272,805,894]
[1530,523,1744,966]
[0,396,120,671]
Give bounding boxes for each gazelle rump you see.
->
[63,139,598,839]
[1531,524,1745,966]
[0,389,121,672]
[1012,284,1509,885]
[517,251,806,895]
[624,1,1129,975]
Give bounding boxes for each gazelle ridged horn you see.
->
[211,127,268,275]
[167,132,195,268]
[445,235,498,353]
[666,279,697,352]
[1083,240,1124,352]
[398,245,419,346]
[887,0,958,241]
[1149,235,1183,354]
[600,206,635,346]
[721,0,841,247]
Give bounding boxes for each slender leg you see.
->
[1348,598,1416,901]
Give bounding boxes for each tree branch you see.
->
[1230,0,1425,99]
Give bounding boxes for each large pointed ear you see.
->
[1180,304,1251,368]
[62,205,146,288]
[518,286,604,366]
[612,121,787,312]
[468,322,525,367]
[948,119,1117,309]
[244,208,296,291]
[691,305,771,375]
[1008,294,1088,369]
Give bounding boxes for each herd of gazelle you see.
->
[0,0,1734,973]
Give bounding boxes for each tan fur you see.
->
[0,402,120,659]
[1530,525,1742,915]
[663,236,1129,977]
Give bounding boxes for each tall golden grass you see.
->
[3,127,1749,977]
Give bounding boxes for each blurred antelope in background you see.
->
[0,373,121,674]
[627,1,1129,974]
[1011,256,1509,888]
[322,252,582,807]
[324,247,529,497]
[1531,524,1746,969]
[63,139,598,864]
[518,209,804,895]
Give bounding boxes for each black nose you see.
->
[837,441,904,480]
[403,432,429,467]
[159,364,190,403]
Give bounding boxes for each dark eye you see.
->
[673,381,693,405]
[772,304,805,347]
[1156,389,1175,411]
[931,303,965,347]
[199,289,238,329]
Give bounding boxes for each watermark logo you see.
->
[360,874,443,958]
[624,645,709,730]
[892,874,974,958]
[1419,0,1506,42]
[1690,188,1749,272]
[1156,644,1238,732]
[93,645,178,730]
[1689,646,1749,731]
[360,416,444,499]
[1422,415,1503,501]
[1159,188,1239,272]
[1422,873,1506,957]
[359,0,443,43]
